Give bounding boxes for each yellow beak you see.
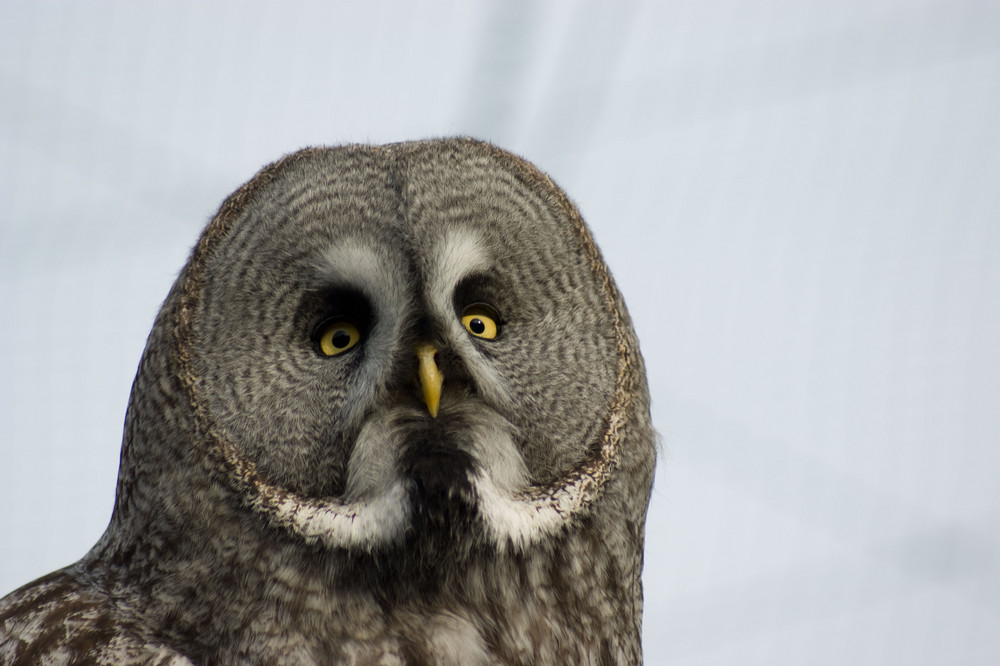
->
[416,342,443,418]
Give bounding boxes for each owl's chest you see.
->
[170,532,634,664]
[218,608,608,666]
[206,575,617,665]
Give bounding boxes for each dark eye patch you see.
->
[452,273,510,324]
[295,287,374,354]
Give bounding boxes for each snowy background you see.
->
[2,1,998,663]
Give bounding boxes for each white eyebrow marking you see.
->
[314,240,413,427]
[425,228,488,312]
[317,240,408,313]
[425,229,513,410]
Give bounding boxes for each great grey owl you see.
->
[0,138,655,664]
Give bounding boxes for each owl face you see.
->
[182,142,628,552]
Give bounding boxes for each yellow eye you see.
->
[317,321,361,356]
[461,305,499,340]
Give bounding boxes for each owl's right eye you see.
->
[315,320,361,356]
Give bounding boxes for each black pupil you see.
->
[331,329,352,348]
[469,318,486,334]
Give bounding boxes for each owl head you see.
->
[105,138,654,584]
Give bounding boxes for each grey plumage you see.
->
[0,138,656,665]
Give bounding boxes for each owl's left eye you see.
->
[316,320,362,356]
[461,304,500,340]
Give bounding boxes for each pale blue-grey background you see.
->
[2,1,998,663]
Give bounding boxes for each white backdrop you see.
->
[1,1,998,664]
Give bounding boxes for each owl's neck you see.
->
[90,490,642,663]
